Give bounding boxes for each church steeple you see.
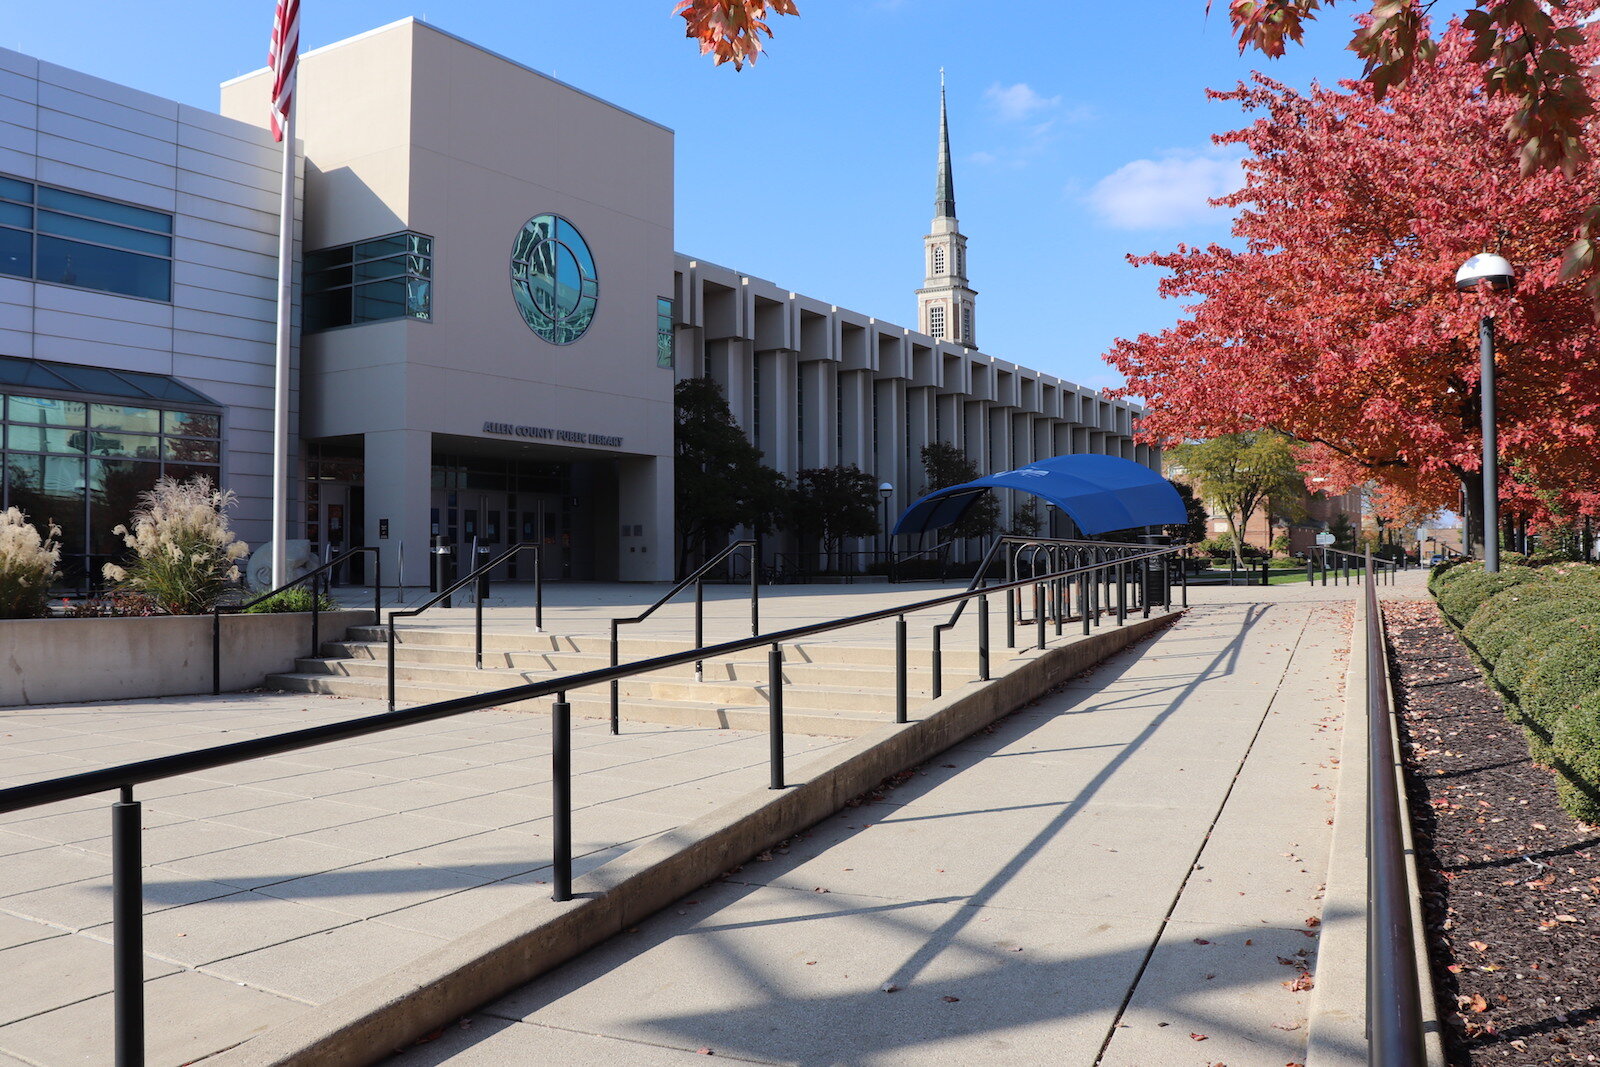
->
[918,70,978,348]
[935,70,956,219]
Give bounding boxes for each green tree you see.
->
[789,465,880,571]
[919,442,1000,542]
[1166,479,1208,545]
[1326,511,1356,550]
[1170,432,1305,570]
[674,377,789,573]
[1008,496,1044,538]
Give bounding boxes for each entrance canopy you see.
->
[892,454,1185,537]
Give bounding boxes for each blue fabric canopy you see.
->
[893,453,1186,537]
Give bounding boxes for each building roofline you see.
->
[222,17,673,135]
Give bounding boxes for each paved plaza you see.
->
[0,574,1419,1065]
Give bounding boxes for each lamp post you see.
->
[1455,253,1515,573]
[878,482,894,565]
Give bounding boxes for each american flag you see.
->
[268,0,300,142]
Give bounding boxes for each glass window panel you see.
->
[37,187,171,234]
[305,289,352,332]
[8,395,86,425]
[7,425,85,452]
[163,410,220,437]
[353,277,406,322]
[110,368,210,404]
[0,226,29,279]
[85,431,159,459]
[0,202,29,228]
[90,403,160,434]
[353,254,406,282]
[36,236,171,301]
[304,264,353,291]
[0,361,71,392]
[37,211,172,256]
[408,234,432,256]
[406,278,431,320]
[162,437,218,463]
[90,459,160,554]
[354,234,409,261]
[405,253,430,278]
[47,364,138,397]
[304,246,352,273]
[0,175,32,203]
[160,463,219,488]
[6,453,87,555]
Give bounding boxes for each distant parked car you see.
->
[1428,554,1445,567]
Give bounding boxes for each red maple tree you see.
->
[1106,18,1600,536]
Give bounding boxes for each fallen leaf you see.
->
[1193,938,1212,945]
[1304,916,1321,928]
[1190,1032,1209,1041]
[941,995,960,1002]
[1468,940,1489,953]
[881,983,900,993]
[1285,971,1315,992]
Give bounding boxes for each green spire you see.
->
[935,69,956,219]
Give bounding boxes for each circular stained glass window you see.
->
[510,214,598,345]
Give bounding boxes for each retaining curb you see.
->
[208,610,1180,1067]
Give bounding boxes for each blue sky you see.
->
[5,1,1369,393]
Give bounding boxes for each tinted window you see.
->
[36,236,171,301]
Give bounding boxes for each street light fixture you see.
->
[1455,253,1516,572]
[878,482,894,564]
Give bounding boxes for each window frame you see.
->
[304,231,435,333]
[0,172,174,303]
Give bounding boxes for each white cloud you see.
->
[1085,149,1245,230]
[984,82,1062,122]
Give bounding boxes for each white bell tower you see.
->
[917,70,977,348]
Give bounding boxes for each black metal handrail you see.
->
[211,546,381,695]
[0,545,1181,1066]
[1363,549,1428,1062]
[609,540,757,733]
[1313,545,1399,588]
[386,540,543,710]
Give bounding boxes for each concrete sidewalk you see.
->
[390,581,1379,1066]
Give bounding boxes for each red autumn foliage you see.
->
[1105,19,1600,528]
[674,0,799,70]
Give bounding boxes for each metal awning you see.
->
[893,453,1187,537]
[0,354,218,407]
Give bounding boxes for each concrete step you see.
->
[265,672,880,737]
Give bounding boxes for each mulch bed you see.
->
[1385,598,1600,1064]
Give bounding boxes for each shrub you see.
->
[1427,557,1474,593]
[1470,596,1600,667]
[1435,565,1537,625]
[1464,582,1574,643]
[1551,692,1600,825]
[244,587,338,614]
[1519,628,1600,763]
[0,508,61,619]
[102,476,250,615]
[1495,616,1600,698]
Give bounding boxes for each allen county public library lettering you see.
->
[0,18,1154,589]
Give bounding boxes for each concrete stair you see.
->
[266,624,987,737]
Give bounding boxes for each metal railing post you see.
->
[374,551,383,624]
[534,548,543,630]
[931,629,943,699]
[608,621,620,735]
[311,577,321,658]
[551,692,572,902]
[1080,576,1091,635]
[387,620,398,712]
[978,594,990,681]
[768,644,784,789]
[1005,588,1015,648]
[750,550,760,635]
[1116,562,1126,625]
[112,786,144,1067]
[474,585,483,670]
[895,615,908,723]
[695,578,704,684]
[211,609,222,695]
[1036,583,1047,650]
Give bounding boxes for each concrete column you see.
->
[799,360,830,469]
[839,371,870,469]
[906,386,933,490]
[363,428,431,589]
[617,455,673,581]
[757,349,797,475]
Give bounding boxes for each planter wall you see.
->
[0,610,373,707]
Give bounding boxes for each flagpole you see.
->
[271,102,294,589]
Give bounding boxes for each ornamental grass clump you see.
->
[102,476,249,615]
[0,508,61,619]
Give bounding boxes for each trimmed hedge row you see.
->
[1432,560,1600,824]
